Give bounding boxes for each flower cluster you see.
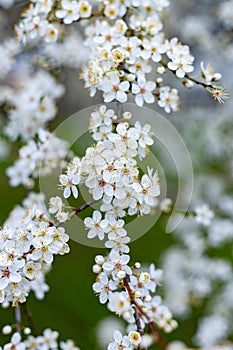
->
[2,69,64,141]
[0,328,80,350]
[0,192,69,307]
[0,39,21,80]
[6,129,69,188]
[15,0,228,115]
[107,330,141,349]
[53,106,160,229]
[15,0,93,44]
[41,30,87,69]
[81,18,184,110]
[93,255,177,334]
[161,102,233,347]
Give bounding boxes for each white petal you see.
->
[138,75,146,87]
[144,92,155,104]
[72,186,78,199]
[100,219,109,228]
[145,81,156,91]
[87,229,97,239]
[104,184,114,196]
[12,332,21,344]
[116,91,127,103]
[104,92,115,103]
[84,217,94,227]
[59,174,68,185]
[113,330,123,343]
[0,277,8,289]
[93,282,102,293]
[98,231,105,240]
[132,182,142,192]
[99,292,108,304]
[167,61,177,71]
[93,187,103,200]
[132,83,140,94]
[176,68,185,78]
[93,210,101,223]
[119,81,130,91]
[10,273,21,283]
[64,186,71,198]
[135,94,144,107]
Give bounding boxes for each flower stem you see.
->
[14,306,22,334]
[160,60,214,89]
[54,198,99,228]
[124,277,168,350]
[21,303,39,336]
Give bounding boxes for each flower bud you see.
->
[134,262,141,269]
[116,270,126,280]
[95,255,104,264]
[92,264,101,273]
[2,325,12,335]
[24,327,31,335]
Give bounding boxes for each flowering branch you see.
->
[54,198,99,228]
[124,277,168,350]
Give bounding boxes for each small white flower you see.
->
[59,170,80,199]
[128,331,141,346]
[167,42,194,78]
[79,0,92,18]
[158,86,180,113]
[108,292,131,316]
[55,0,80,24]
[84,211,109,240]
[43,24,59,43]
[23,261,41,280]
[107,330,133,350]
[104,4,118,19]
[60,339,80,350]
[3,332,25,350]
[0,260,25,289]
[93,272,117,304]
[102,72,129,103]
[195,204,214,226]
[49,196,63,214]
[132,76,156,107]
[37,328,59,349]
[56,211,69,223]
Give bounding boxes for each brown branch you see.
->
[132,305,145,350]
[160,60,214,89]
[54,198,99,228]
[21,303,39,336]
[124,277,168,350]
[22,245,35,259]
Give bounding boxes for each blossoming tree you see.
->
[0,0,231,349]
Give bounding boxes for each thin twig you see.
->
[132,305,146,350]
[54,198,99,228]
[124,277,168,350]
[117,102,123,120]
[21,303,39,336]
[160,60,213,89]
[15,306,22,334]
